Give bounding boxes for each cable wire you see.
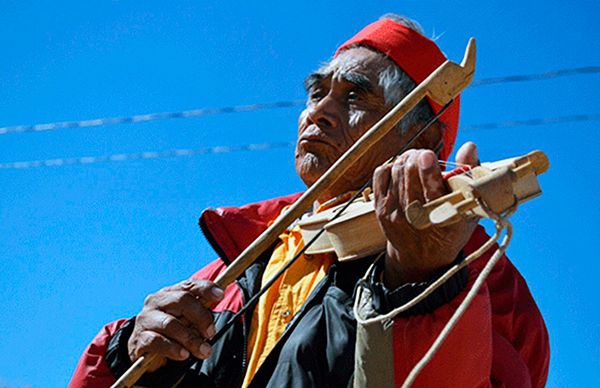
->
[469,66,600,86]
[0,142,295,169]
[461,113,600,131]
[0,66,598,136]
[0,100,305,136]
[1,112,598,170]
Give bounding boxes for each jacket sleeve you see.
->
[69,318,128,388]
[69,258,229,388]
[361,227,549,387]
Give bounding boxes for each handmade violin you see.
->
[297,150,549,261]
[111,38,477,388]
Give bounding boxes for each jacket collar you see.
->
[199,192,303,264]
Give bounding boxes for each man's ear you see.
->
[406,122,443,153]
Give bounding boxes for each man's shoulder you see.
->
[201,192,303,223]
[199,192,303,263]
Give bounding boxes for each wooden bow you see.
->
[111,38,477,388]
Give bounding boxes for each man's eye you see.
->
[309,90,325,101]
[347,90,363,102]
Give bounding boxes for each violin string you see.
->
[438,159,476,178]
[438,160,464,166]
[166,98,456,384]
[438,160,472,168]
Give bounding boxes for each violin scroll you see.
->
[426,38,477,106]
[405,150,549,230]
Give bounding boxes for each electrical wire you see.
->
[0,66,598,136]
[0,112,597,170]
[0,100,305,136]
[0,142,294,169]
[461,113,600,131]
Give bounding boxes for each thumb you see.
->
[455,141,479,166]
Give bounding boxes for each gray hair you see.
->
[313,14,438,136]
[374,14,437,135]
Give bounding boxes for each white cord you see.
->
[353,204,516,387]
[353,223,501,326]
[401,218,512,387]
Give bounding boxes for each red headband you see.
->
[335,18,460,161]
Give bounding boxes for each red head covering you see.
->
[335,18,460,161]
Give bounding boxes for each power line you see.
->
[1,113,598,170]
[0,66,598,136]
[461,113,600,131]
[0,100,305,136]
[0,142,295,170]
[469,66,600,86]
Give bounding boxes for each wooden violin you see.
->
[112,38,477,388]
[297,150,549,261]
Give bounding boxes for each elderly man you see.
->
[71,14,549,387]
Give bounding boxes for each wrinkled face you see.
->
[295,47,407,197]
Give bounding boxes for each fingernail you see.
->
[179,348,190,359]
[199,343,212,358]
[211,287,224,300]
[419,152,435,170]
[206,324,216,338]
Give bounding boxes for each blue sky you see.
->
[0,1,598,386]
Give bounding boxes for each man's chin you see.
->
[295,154,331,187]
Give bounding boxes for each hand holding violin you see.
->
[373,142,479,288]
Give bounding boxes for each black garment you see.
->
[107,253,466,387]
[108,255,373,387]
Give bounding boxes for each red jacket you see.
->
[70,193,549,387]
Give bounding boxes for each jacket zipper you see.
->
[239,279,250,384]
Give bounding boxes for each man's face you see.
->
[295,47,407,195]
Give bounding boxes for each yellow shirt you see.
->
[242,212,337,387]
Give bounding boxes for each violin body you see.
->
[298,150,549,262]
[300,199,387,261]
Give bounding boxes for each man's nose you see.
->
[307,94,341,130]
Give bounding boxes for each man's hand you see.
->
[127,279,224,371]
[373,142,479,288]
